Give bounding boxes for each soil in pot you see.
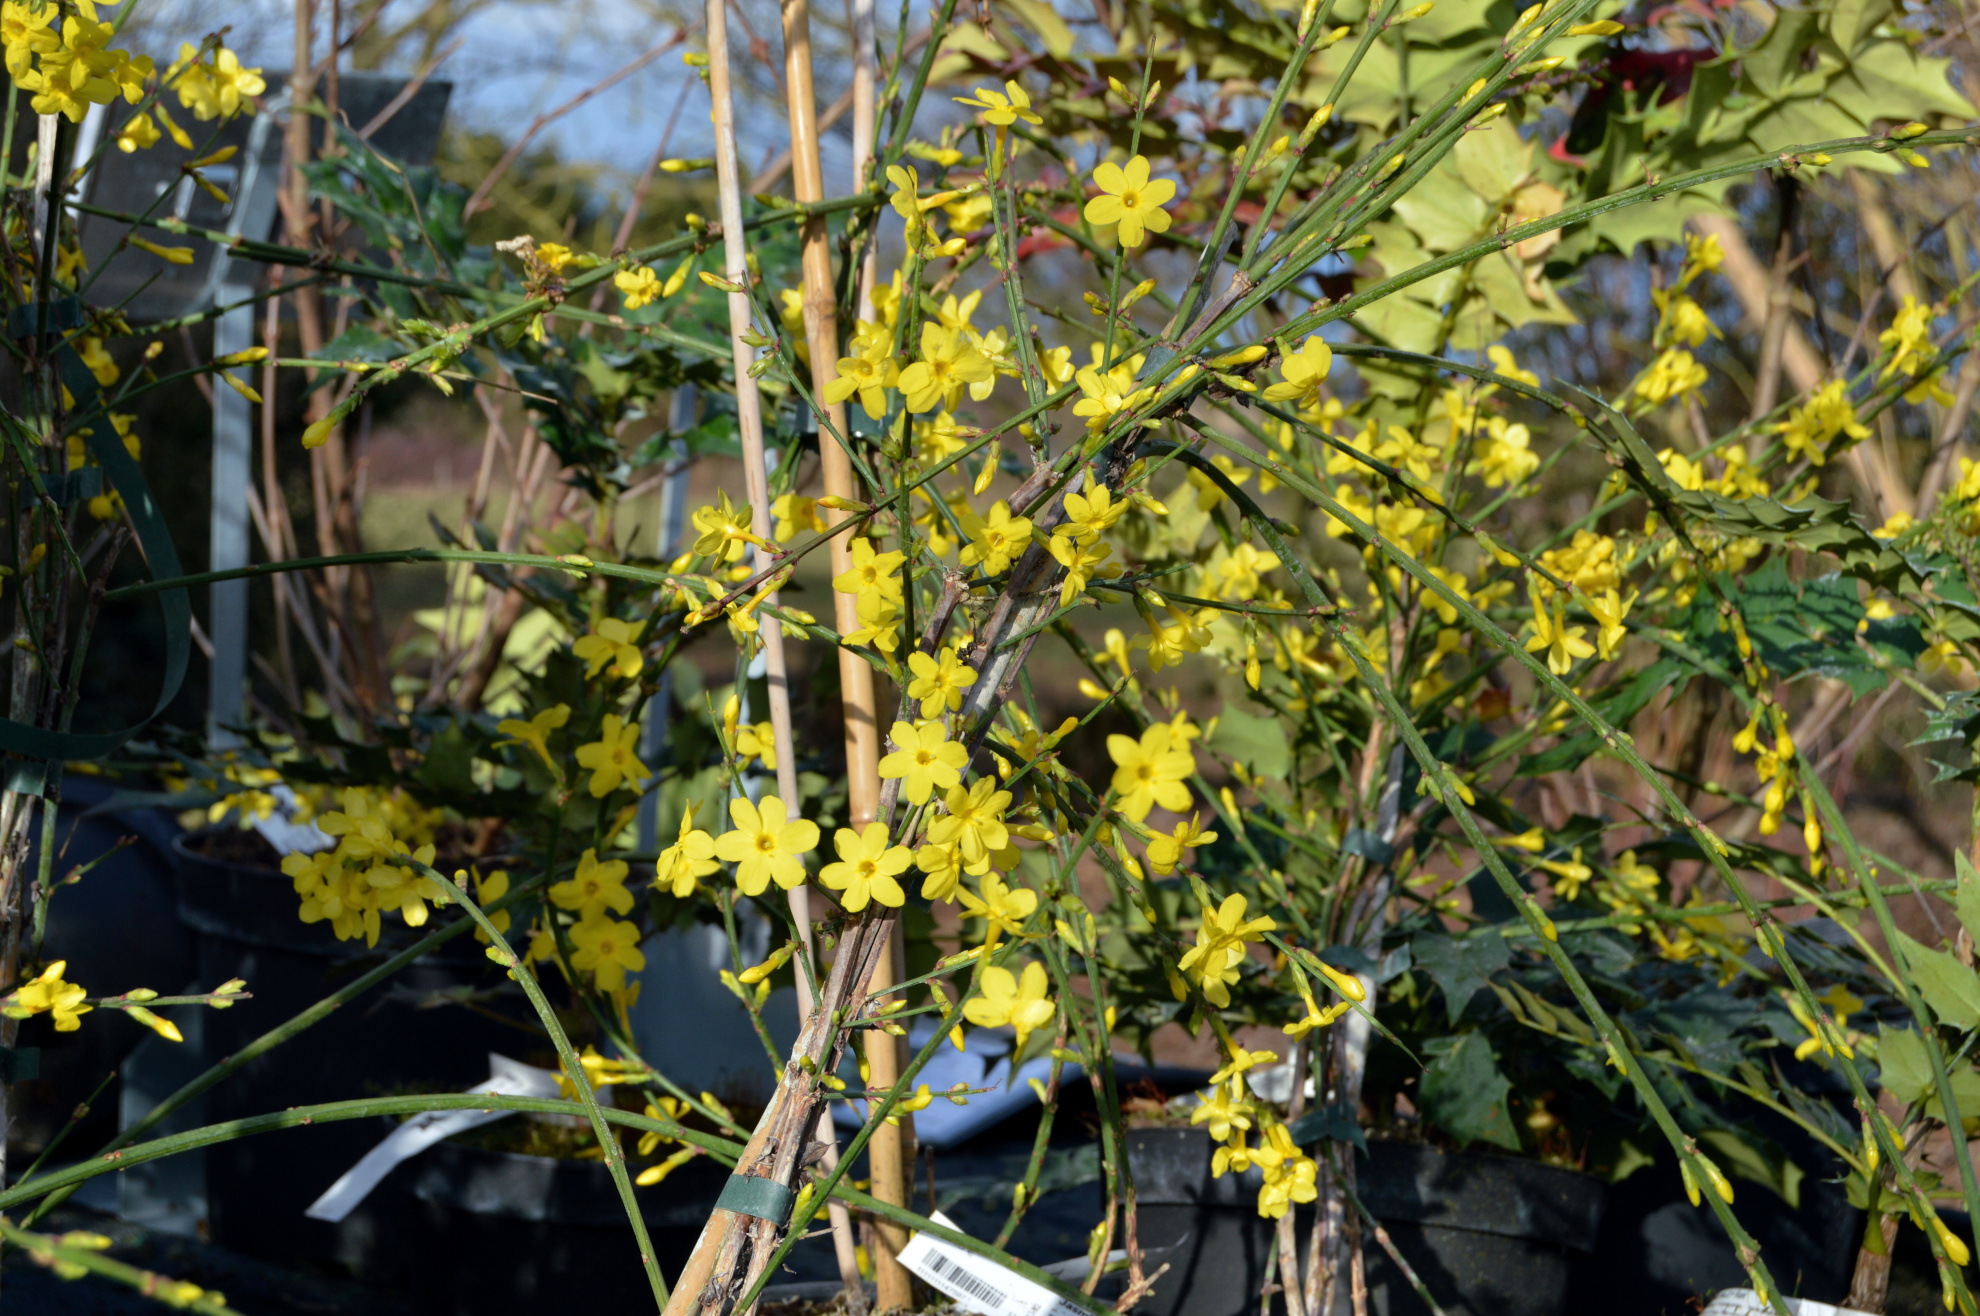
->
[172,829,536,1274]
[1128,1128,1605,1316]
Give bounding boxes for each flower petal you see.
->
[1091,160,1128,195]
[1084,195,1125,226]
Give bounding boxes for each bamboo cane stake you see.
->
[779,0,912,1304]
[701,2,866,1308]
[841,0,919,1294]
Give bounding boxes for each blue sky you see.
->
[129,0,879,205]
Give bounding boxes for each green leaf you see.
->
[1418,1033,1519,1151]
[1209,703,1291,783]
[1957,851,1980,950]
[1411,931,1509,1023]
[1697,1129,1805,1208]
[1878,1025,1935,1105]
[1893,928,1980,1031]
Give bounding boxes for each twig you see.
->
[358,36,462,140]
[463,35,688,218]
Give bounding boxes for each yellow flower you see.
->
[7,961,91,1031]
[655,804,721,897]
[1070,366,1145,434]
[1775,379,1869,465]
[616,266,664,309]
[1525,589,1593,675]
[878,719,969,804]
[495,703,571,770]
[1083,155,1176,249]
[172,43,263,120]
[899,322,993,414]
[1108,724,1194,823]
[1650,289,1720,349]
[1190,1079,1254,1141]
[1060,471,1127,543]
[832,536,906,603]
[1469,416,1539,489]
[958,500,1033,576]
[823,323,901,420]
[1535,846,1591,901]
[569,916,646,992]
[957,871,1038,945]
[691,491,769,565]
[1176,894,1276,1007]
[819,822,912,912]
[573,617,643,680]
[550,848,634,919]
[574,713,652,797]
[1586,588,1631,660]
[472,869,512,940]
[928,777,1013,872]
[1048,534,1116,606]
[714,794,820,895]
[773,493,826,542]
[953,80,1042,127]
[1879,294,1936,380]
[1871,511,1913,540]
[116,111,159,152]
[1632,348,1708,407]
[907,646,976,717]
[1262,337,1333,408]
[963,961,1056,1052]
[1145,813,1217,876]
[916,840,966,902]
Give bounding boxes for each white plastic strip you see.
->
[304,1054,563,1222]
[897,1211,1090,1316]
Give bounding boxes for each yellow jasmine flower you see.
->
[1262,337,1333,408]
[550,848,634,919]
[714,794,819,895]
[831,537,906,603]
[819,822,912,911]
[906,646,976,717]
[899,322,993,414]
[773,493,826,542]
[1108,724,1194,823]
[928,777,1013,872]
[6,961,91,1031]
[1145,813,1217,876]
[963,961,1056,1052]
[958,500,1034,576]
[1190,1079,1254,1141]
[1083,154,1175,249]
[1879,294,1936,380]
[574,714,652,798]
[691,491,769,565]
[495,703,570,769]
[916,840,966,902]
[1048,534,1117,606]
[655,804,721,897]
[1070,366,1145,434]
[1525,590,1594,675]
[569,916,646,992]
[957,872,1038,945]
[953,80,1042,127]
[574,617,643,680]
[616,266,664,309]
[1535,846,1591,901]
[878,719,969,804]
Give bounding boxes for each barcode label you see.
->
[924,1251,1007,1309]
[897,1211,1091,1316]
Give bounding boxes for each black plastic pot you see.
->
[365,1135,848,1315]
[173,832,533,1273]
[1569,1145,1862,1314]
[16,777,192,1157]
[1128,1128,1605,1316]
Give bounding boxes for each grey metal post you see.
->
[206,303,254,747]
[636,385,697,852]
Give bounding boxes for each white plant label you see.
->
[304,1054,563,1222]
[1700,1290,1870,1316]
[897,1211,1090,1316]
